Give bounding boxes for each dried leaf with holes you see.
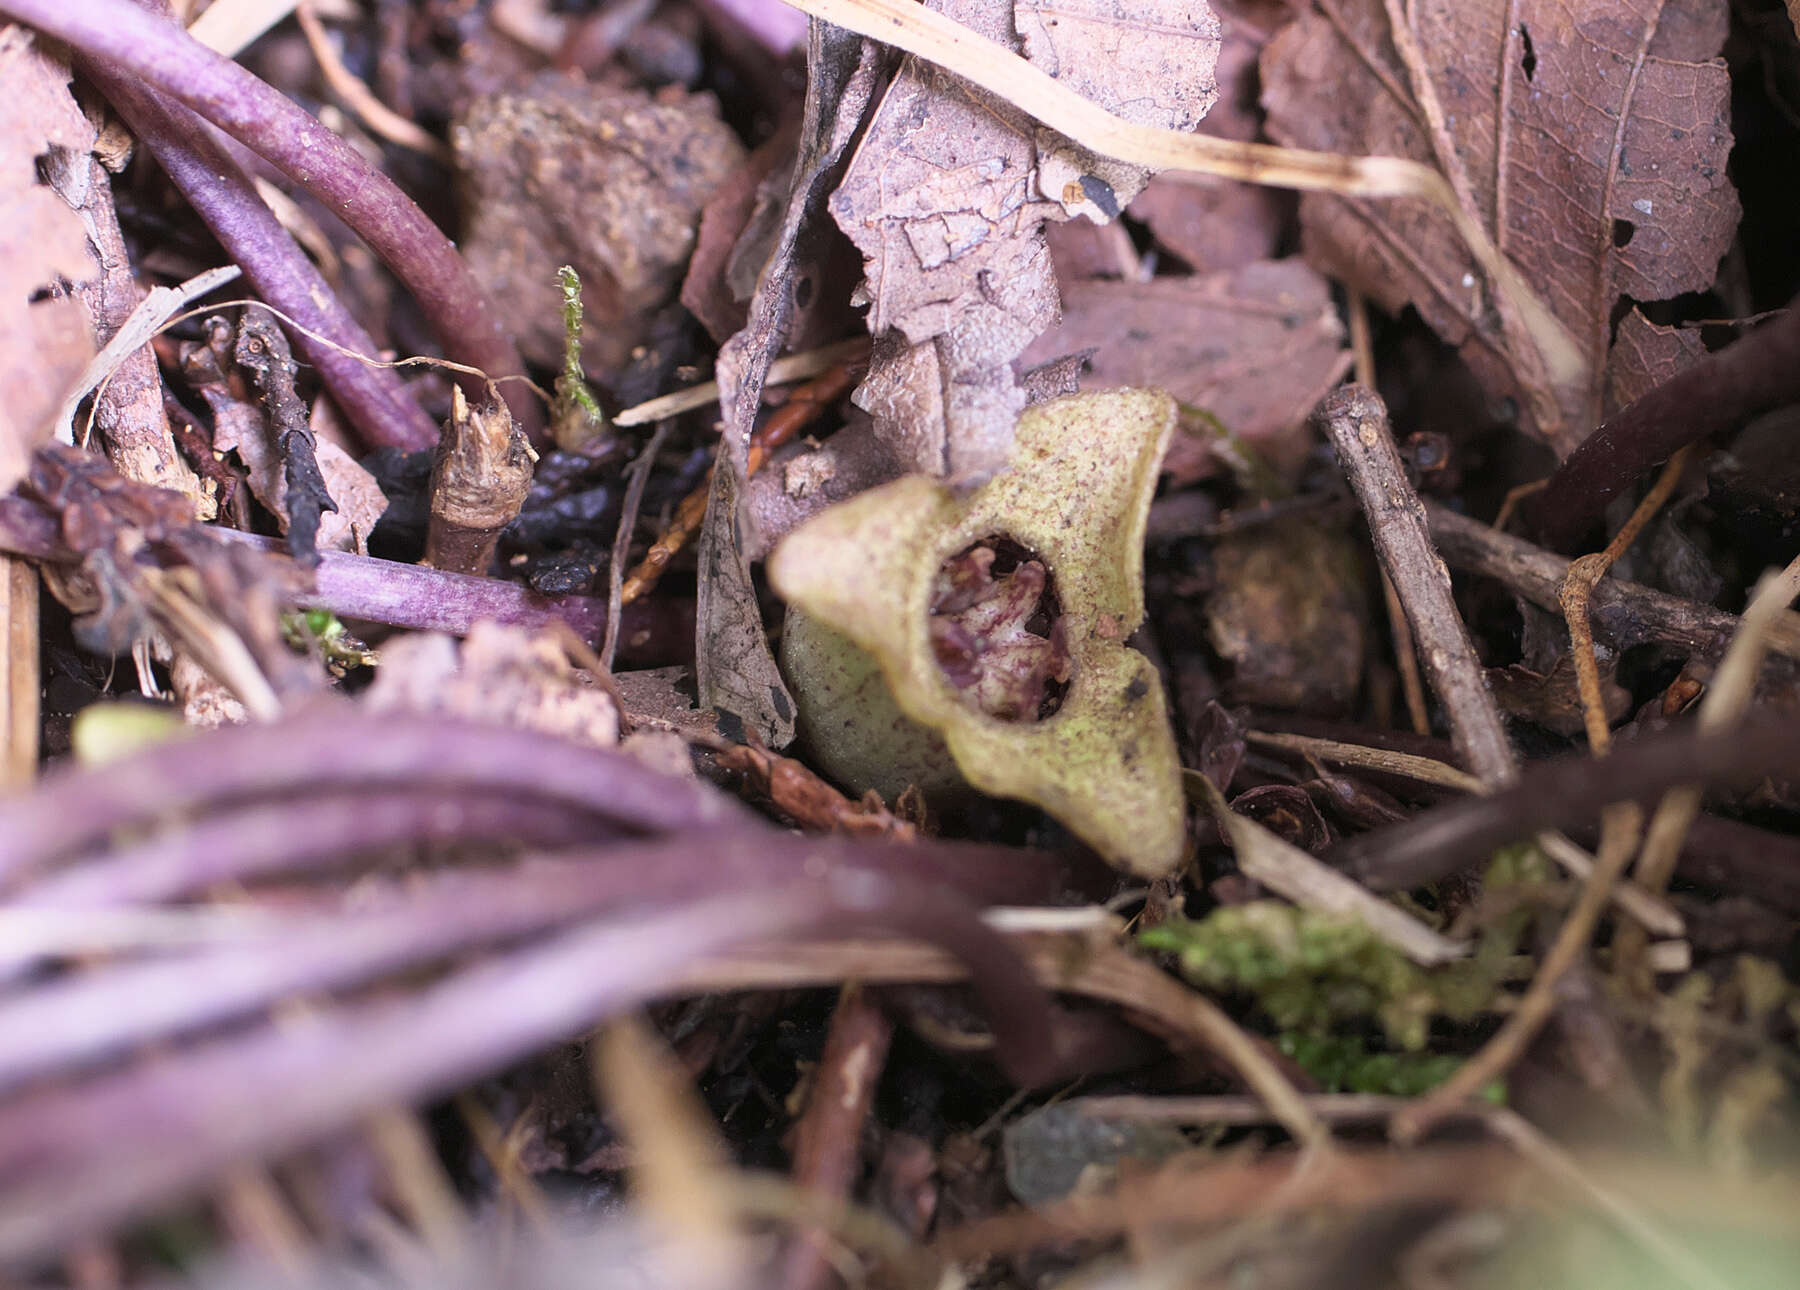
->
[1261,0,1737,452]
[770,388,1184,878]
[0,27,96,492]
[830,0,1220,482]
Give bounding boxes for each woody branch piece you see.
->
[1315,385,1515,787]
[424,388,533,576]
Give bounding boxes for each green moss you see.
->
[1140,849,1549,1099]
[1277,1032,1482,1097]
[551,265,608,450]
[1139,901,1484,1051]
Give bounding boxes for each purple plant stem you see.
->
[0,0,539,436]
[0,496,685,667]
[87,66,438,452]
[0,882,1057,1260]
[0,709,759,886]
[1327,715,1800,890]
[208,527,691,663]
[13,790,610,909]
[0,834,1064,1092]
[1530,295,1800,549]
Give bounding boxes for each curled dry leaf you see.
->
[0,27,96,492]
[1261,0,1738,452]
[185,315,387,558]
[697,26,890,750]
[1605,306,1708,415]
[770,388,1184,879]
[1023,258,1348,482]
[830,0,1220,482]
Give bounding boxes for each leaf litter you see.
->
[0,0,1797,1286]
[1261,0,1738,452]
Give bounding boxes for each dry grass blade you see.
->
[1393,808,1640,1138]
[1188,770,1467,967]
[594,1017,744,1290]
[1246,729,1479,793]
[56,265,242,447]
[669,927,1331,1150]
[0,558,34,788]
[1246,730,1683,938]
[614,337,870,427]
[782,0,1576,381]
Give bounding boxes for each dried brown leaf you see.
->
[1261,0,1738,452]
[1123,19,1287,274]
[199,320,387,557]
[0,27,96,492]
[697,25,891,748]
[1605,306,1707,416]
[1023,259,1348,481]
[830,0,1220,481]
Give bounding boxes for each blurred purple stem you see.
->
[0,834,1063,1092]
[0,879,1056,1262]
[0,709,759,886]
[13,790,610,908]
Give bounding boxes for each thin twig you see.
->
[363,1108,471,1261]
[620,362,856,605]
[1426,502,1800,661]
[1314,385,1516,787]
[453,1094,556,1237]
[1481,1107,1734,1290]
[294,0,451,163]
[613,338,871,427]
[1048,1095,1733,1290]
[1557,445,1695,756]
[774,985,893,1290]
[1627,554,1800,937]
[1245,731,1681,937]
[1347,289,1432,738]
[602,419,673,670]
[1326,716,1800,890]
[1391,807,1639,1138]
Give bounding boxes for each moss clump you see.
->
[1140,901,1491,1051]
[1139,847,1547,1086]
